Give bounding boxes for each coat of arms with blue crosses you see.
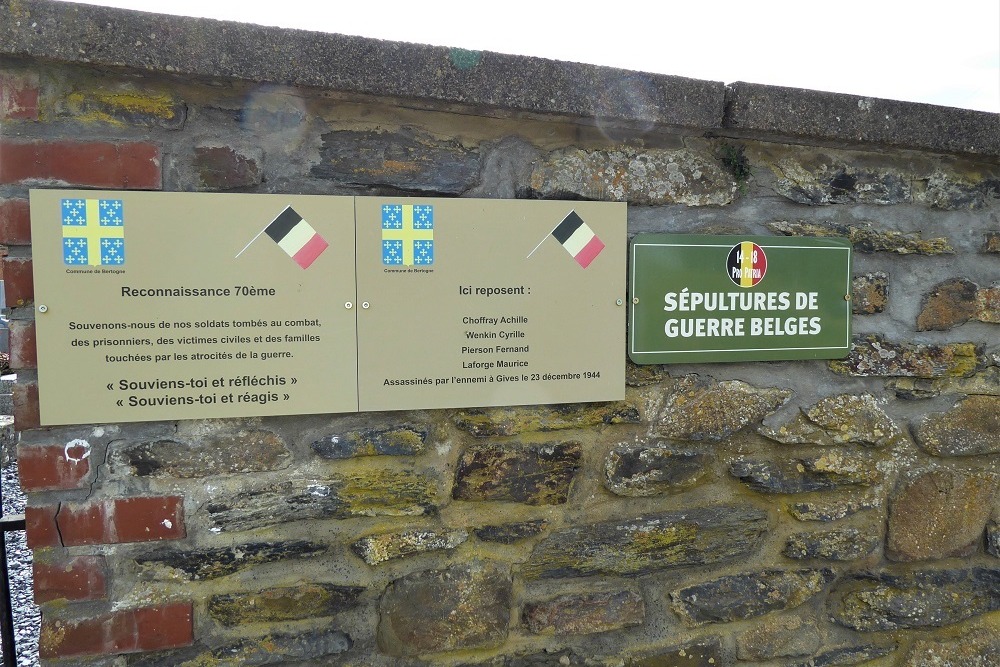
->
[382,204,433,266]
[61,198,125,266]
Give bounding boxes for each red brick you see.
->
[0,198,31,245]
[9,319,36,370]
[18,442,91,492]
[57,496,184,546]
[0,73,39,120]
[12,381,40,430]
[114,496,185,543]
[24,505,60,549]
[3,257,33,306]
[0,140,161,189]
[33,555,107,603]
[39,602,193,658]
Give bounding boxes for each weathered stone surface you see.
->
[787,498,878,522]
[522,590,644,635]
[829,334,980,378]
[768,220,953,255]
[903,630,1000,666]
[453,402,641,437]
[113,429,289,477]
[453,442,581,505]
[208,583,364,625]
[626,362,669,387]
[924,171,1000,210]
[890,367,1000,399]
[671,568,834,625]
[829,568,1000,631]
[529,147,737,206]
[630,638,724,666]
[985,231,1000,253]
[194,145,262,190]
[135,541,325,580]
[736,615,821,660]
[791,644,897,667]
[204,470,436,532]
[914,395,1000,456]
[731,452,879,494]
[474,520,547,544]
[351,528,468,565]
[656,376,791,441]
[761,393,904,448]
[917,278,980,330]
[770,162,911,205]
[604,443,711,496]
[311,128,480,194]
[378,560,512,656]
[60,86,186,128]
[521,505,768,579]
[784,527,879,561]
[988,521,1000,558]
[886,470,998,561]
[852,272,888,314]
[208,630,352,665]
[310,425,427,459]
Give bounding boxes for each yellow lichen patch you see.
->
[64,89,180,125]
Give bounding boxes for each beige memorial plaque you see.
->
[30,191,626,425]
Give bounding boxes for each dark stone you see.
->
[453,442,581,505]
[310,425,428,459]
[194,145,262,190]
[378,560,512,656]
[604,443,712,496]
[474,520,547,544]
[829,334,980,378]
[208,583,364,625]
[913,395,1000,456]
[351,528,467,565]
[453,401,641,437]
[903,630,1000,666]
[670,568,834,625]
[988,521,1000,558]
[783,527,879,561]
[767,220,952,255]
[456,648,595,666]
[311,128,480,195]
[204,471,436,532]
[210,629,352,665]
[655,376,791,441]
[126,645,207,667]
[829,568,1000,631]
[773,165,911,205]
[925,172,1000,210]
[626,362,669,387]
[630,638,724,666]
[731,453,879,494]
[787,498,878,522]
[886,470,998,561]
[791,644,897,667]
[135,540,326,580]
[521,505,768,579]
[112,429,289,478]
[852,272,888,314]
[917,278,980,330]
[736,615,821,660]
[522,590,644,635]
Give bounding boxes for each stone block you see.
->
[604,443,711,496]
[787,498,878,522]
[351,528,467,565]
[886,470,998,561]
[135,540,325,580]
[630,638,724,666]
[917,278,1000,330]
[522,590,644,635]
[829,334,980,378]
[0,139,161,189]
[474,520,547,544]
[453,401,641,437]
[209,584,363,625]
[112,429,289,477]
[761,393,904,448]
[770,161,911,205]
[60,87,186,128]
[767,220,952,255]
[736,615,821,660]
[378,560,512,656]
[790,644,897,667]
[194,145,261,190]
[655,376,790,441]
[670,568,834,625]
[453,441,581,505]
[521,505,768,579]
[731,452,880,494]
[903,630,1000,666]
[207,630,352,665]
[311,424,428,458]
[783,527,879,561]
[913,395,1000,456]
[851,272,888,314]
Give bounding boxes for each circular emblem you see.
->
[727,242,767,287]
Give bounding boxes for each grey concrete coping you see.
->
[2,0,998,158]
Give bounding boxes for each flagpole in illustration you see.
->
[236,206,329,269]
[527,210,605,268]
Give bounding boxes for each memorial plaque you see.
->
[355,198,626,411]
[629,234,852,364]
[30,190,359,425]
[30,191,626,424]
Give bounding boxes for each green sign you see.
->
[629,234,852,364]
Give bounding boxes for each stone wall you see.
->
[3,1,1000,665]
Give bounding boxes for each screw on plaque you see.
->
[345,302,353,309]
[38,304,48,313]
[632,297,639,305]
